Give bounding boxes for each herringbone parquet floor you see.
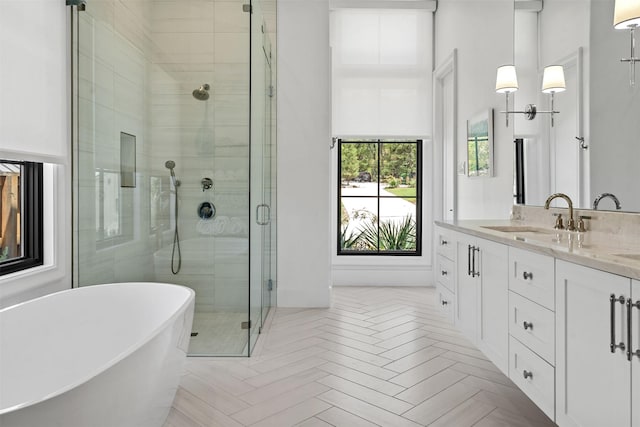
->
[164,287,556,427]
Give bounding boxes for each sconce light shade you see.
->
[542,65,566,93]
[495,65,519,93]
[614,0,640,29]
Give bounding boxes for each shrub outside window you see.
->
[0,160,43,275]
[338,139,422,256]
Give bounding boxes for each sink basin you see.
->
[481,225,553,234]
[613,253,640,261]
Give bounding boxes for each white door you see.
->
[556,260,631,427]
[433,50,457,222]
[476,238,509,375]
[455,233,477,342]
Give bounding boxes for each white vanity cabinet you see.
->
[555,260,637,427]
[453,232,509,374]
[436,222,640,427]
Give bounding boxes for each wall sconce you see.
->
[496,65,565,127]
[541,65,566,127]
[614,0,640,87]
[495,65,518,127]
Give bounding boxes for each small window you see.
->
[0,160,43,275]
[338,139,422,256]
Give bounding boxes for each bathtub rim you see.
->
[0,282,195,415]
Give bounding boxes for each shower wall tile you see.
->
[214,2,249,33]
[214,33,249,64]
[214,125,250,146]
[212,64,249,95]
[213,94,249,126]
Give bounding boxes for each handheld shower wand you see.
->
[165,160,181,274]
[165,160,180,187]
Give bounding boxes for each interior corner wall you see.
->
[435,0,515,220]
[276,0,331,307]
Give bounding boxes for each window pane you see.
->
[0,163,23,262]
[340,197,378,252]
[341,142,378,196]
[379,198,417,251]
[380,142,418,194]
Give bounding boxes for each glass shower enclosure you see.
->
[70,0,276,356]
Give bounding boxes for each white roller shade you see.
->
[0,0,68,164]
[331,8,432,137]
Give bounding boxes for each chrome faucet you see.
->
[544,193,576,231]
[593,193,621,210]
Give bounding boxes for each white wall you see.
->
[435,0,515,220]
[0,1,70,308]
[277,0,332,307]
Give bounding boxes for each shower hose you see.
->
[171,183,182,275]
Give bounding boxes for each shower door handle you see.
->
[256,204,271,226]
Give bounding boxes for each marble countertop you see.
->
[435,219,640,281]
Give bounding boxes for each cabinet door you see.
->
[455,234,477,342]
[476,238,509,375]
[556,260,631,427]
[633,280,640,427]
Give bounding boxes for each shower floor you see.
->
[188,311,250,356]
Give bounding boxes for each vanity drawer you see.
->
[509,336,555,421]
[436,283,455,323]
[509,291,555,365]
[436,227,454,260]
[435,255,454,293]
[509,248,555,310]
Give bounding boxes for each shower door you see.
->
[249,2,275,352]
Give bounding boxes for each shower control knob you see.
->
[198,201,216,220]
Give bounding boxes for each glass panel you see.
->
[379,198,417,252]
[341,142,378,195]
[340,197,378,252]
[0,163,22,262]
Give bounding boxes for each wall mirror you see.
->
[513,0,640,212]
[467,109,494,177]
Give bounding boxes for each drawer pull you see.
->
[441,239,448,246]
[610,294,627,353]
[441,300,448,306]
[523,370,533,380]
[441,270,448,276]
[626,299,640,361]
[523,271,533,280]
[523,321,533,330]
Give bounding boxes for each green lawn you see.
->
[386,187,417,204]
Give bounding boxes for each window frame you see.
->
[0,160,44,276]
[337,139,422,256]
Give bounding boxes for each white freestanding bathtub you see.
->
[0,282,195,427]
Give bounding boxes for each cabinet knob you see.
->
[441,239,448,246]
[523,321,533,330]
[523,271,534,280]
[441,270,448,276]
[523,370,533,380]
[441,300,448,306]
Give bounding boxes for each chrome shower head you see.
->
[192,84,210,101]
[165,160,176,170]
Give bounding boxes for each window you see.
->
[0,160,43,275]
[338,140,422,255]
